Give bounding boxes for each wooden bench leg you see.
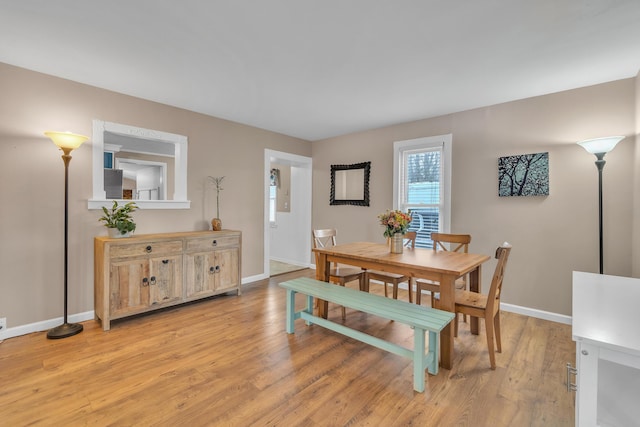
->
[428,330,439,375]
[285,289,296,333]
[412,329,441,392]
[305,295,313,326]
[413,328,426,393]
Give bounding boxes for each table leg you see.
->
[469,266,482,335]
[315,253,330,319]
[438,275,455,370]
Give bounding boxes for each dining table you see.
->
[313,241,491,370]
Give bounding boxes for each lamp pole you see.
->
[595,153,606,275]
[577,136,624,275]
[45,131,88,339]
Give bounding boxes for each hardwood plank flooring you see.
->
[0,269,575,426]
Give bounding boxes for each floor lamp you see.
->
[577,136,625,275]
[45,131,89,339]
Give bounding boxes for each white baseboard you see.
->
[1,274,271,341]
[242,273,268,284]
[0,310,95,341]
[371,280,572,325]
[500,303,572,325]
[0,276,571,342]
[269,257,310,268]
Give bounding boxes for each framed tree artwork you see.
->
[498,152,549,197]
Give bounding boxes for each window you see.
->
[393,134,452,248]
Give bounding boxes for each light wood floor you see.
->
[0,269,575,426]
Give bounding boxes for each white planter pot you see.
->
[107,228,132,238]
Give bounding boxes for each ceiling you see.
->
[1,1,639,141]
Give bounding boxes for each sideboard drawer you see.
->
[186,235,239,252]
[109,240,184,259]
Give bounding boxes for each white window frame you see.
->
[393,134,452,234]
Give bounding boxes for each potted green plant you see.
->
[99,201,138,238]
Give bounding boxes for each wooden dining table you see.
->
[313,241,491,370]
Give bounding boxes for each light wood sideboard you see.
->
[94,230,241,331]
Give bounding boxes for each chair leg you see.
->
[485,313,496,369]
[461,283,467,323]
[339,282,346,320]
[416,283,422,305]
[392,283,398,299]
[454,312,459,337]
[408,279,413,303]
[383,281,388,298]
[494,312,502,353]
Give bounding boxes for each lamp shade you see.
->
[577,136,625,154]
[45,131,89,150]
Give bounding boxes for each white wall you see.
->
[270,166,312,266]
[634,70,640,277]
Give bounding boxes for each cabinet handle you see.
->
[146,245,152,253]
[209,266,215,274]
[566,363,577,392]
[150,276,156,285]
[212,239,217,247]
[162,259,169,264]
[142,277,149,287]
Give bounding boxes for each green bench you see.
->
[279,277,455,392]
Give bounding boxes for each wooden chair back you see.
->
[403,231,417,249]
[431,232,471,253]
[312,228,365,318]
[312,228,338,249]
[312,228,339,267]
[486,243,512,314]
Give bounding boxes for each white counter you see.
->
[572,271,640,427]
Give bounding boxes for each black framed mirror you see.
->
[330,161,371,206]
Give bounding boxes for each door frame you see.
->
[264,149,312,276]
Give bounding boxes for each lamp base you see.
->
[46,322,83,339]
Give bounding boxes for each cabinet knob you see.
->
[212,240,217,247]
[162,259,169,264]
[146,245,152,253]
[142,277,149,287]
[215,265,221,273]
[150,276,156,285]
[209,266,215,274]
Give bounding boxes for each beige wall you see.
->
[1,59,636,330]
[0,62,311,328]
[312,78,637,316]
